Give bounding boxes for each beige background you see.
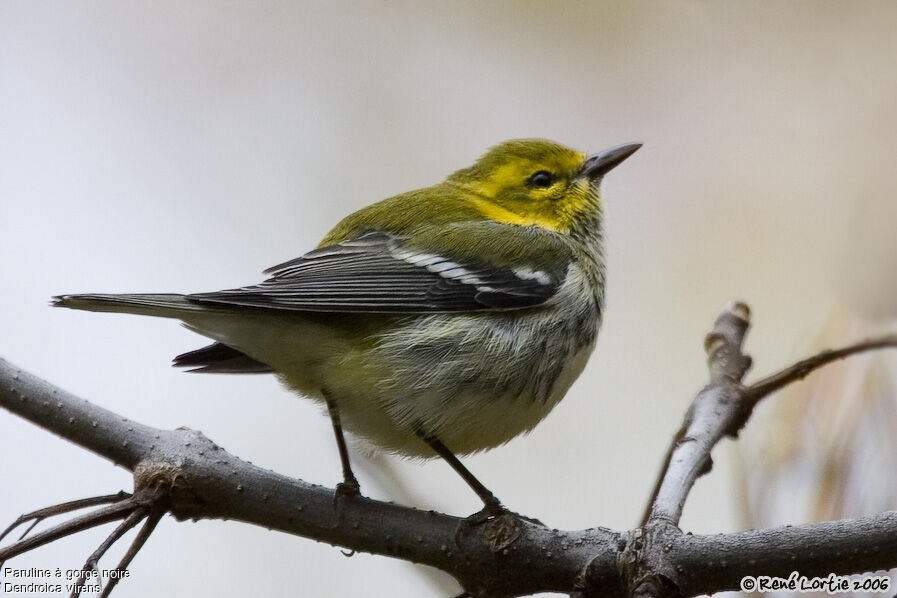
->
[2,2,897,596]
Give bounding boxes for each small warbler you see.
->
[53,139,640,514]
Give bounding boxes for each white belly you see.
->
[319,299,599,456]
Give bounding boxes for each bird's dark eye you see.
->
[528,171,555,188]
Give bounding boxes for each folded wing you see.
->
[190,230,566,313]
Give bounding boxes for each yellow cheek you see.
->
[467,196,563,232]
[462,154,594,232]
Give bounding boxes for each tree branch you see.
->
[644,301,753,525]
[0,357,613,597]
[4,300,897,597]
[642,305,897,527]
[579,511,897,597]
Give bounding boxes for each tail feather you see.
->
[51,293,205,318]
[173,342,273,374]
[52,294,275,374]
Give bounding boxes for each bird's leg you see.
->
[324,394,361,500]
[418,432,544,541]
[418,433,504,515]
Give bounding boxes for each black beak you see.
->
[580,143,642,180]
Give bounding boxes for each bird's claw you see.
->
[454,504,545,550]
[333,478,361,504]
[453,498,546,546]
[331,478,361,525]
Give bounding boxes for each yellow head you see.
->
[448,139,640,233]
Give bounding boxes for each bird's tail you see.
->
[51,293,207,319]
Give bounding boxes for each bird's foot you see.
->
[465,497,506,525]
[332,477,361,523]
[333,477,361,505]
[453,498,543,546]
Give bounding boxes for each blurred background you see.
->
[2,1,897,596]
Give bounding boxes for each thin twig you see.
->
[68,508,147,598]
[0,492,131,546]
[0,499,137,561]
[745,335,897,403]
[100,508,164,598]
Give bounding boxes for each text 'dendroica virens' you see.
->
[54,139,640,515]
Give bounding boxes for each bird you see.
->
[52,138,640,516]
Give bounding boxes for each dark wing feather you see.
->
[189,231,564,313]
